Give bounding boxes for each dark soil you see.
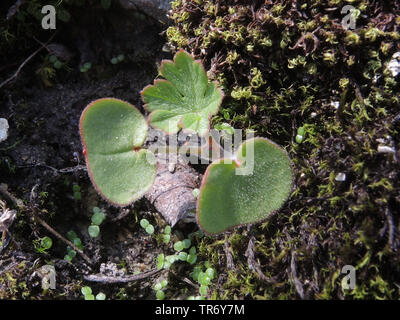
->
[0,2,183,300]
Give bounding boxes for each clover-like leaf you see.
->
[196,138,293,235]
[80,98,156,206]
[141,50,223,137]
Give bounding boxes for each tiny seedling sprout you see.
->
[81,286,106,300]
[33,236,53,254]
[88,207,106,238]
[64,230,83,261]
[154,279,168,300]
[140,218,155,235]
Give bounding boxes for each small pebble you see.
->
[0,118,9,143]
[330,101,340,109]
[387,52,400,77]
[168,162,176,173]
[335,172,346,182]
[377,145,395,154]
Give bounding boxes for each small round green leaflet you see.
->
[88,225,100,238]
[187,253,197,265]
[162,234,170,244]
[156,253,165,269]
[189,246,196,255]
[173,241,184,252]
[295,126,306,144]
[81,286,92,296]
[191,266,202,281]
[166,255,177,264]
[93,207,101,214]
[178,251,188,261]
[80,98,156,206]
[199,285,208,296]
[164,226,171,235]
[49,55,57,63]
[91,210,105,225]
[182,239,191,249]
[73,185,82,200]
[197,137,293,235]
[206,268,216,280]
[156,290,165,300]
[67,230,78,242]
[54,60,62,69]
[73,238,83,250]
[154,283,162,291]
[161,280,168,288]
[140,219,149,229]
[96,293,106,300]
[192,188,200,198]
[67,249,76,259]
[145,224,155,235]
[41,237,52,250]
[198,272,211,286]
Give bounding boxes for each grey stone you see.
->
[119,0,171,22]
[0,118,9,143]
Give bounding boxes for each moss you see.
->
[168,0,400,299]
[0,262,32,299]
[166,26,188,47]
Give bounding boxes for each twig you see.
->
[224,235,235,270]
[0,183,93,266]
[290,250,305,299]
[170,269,198,289]
[0,32,56,90]
[83,268,161,283]
[384,207,396,250]
[350,78,366,108]
[181,277,198,289]
[0,262,18,277]
[245,235,277,284]
[15,164,87,174]
[110,208,131,222]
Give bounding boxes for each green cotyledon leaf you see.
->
[196,137,293,235]
[141,49,223,137]
[79,98,156,206]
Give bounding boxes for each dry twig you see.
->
[245,235,277,284]
[290,250,305,299]
[224,236,235,270]
[0,183,93,266]
[83,268,161,283]
[0,32,56,90]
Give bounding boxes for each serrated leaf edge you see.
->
[140,49,224,137]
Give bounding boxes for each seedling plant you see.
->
[79,49,293,235]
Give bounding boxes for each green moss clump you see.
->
[167,0,400,299]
